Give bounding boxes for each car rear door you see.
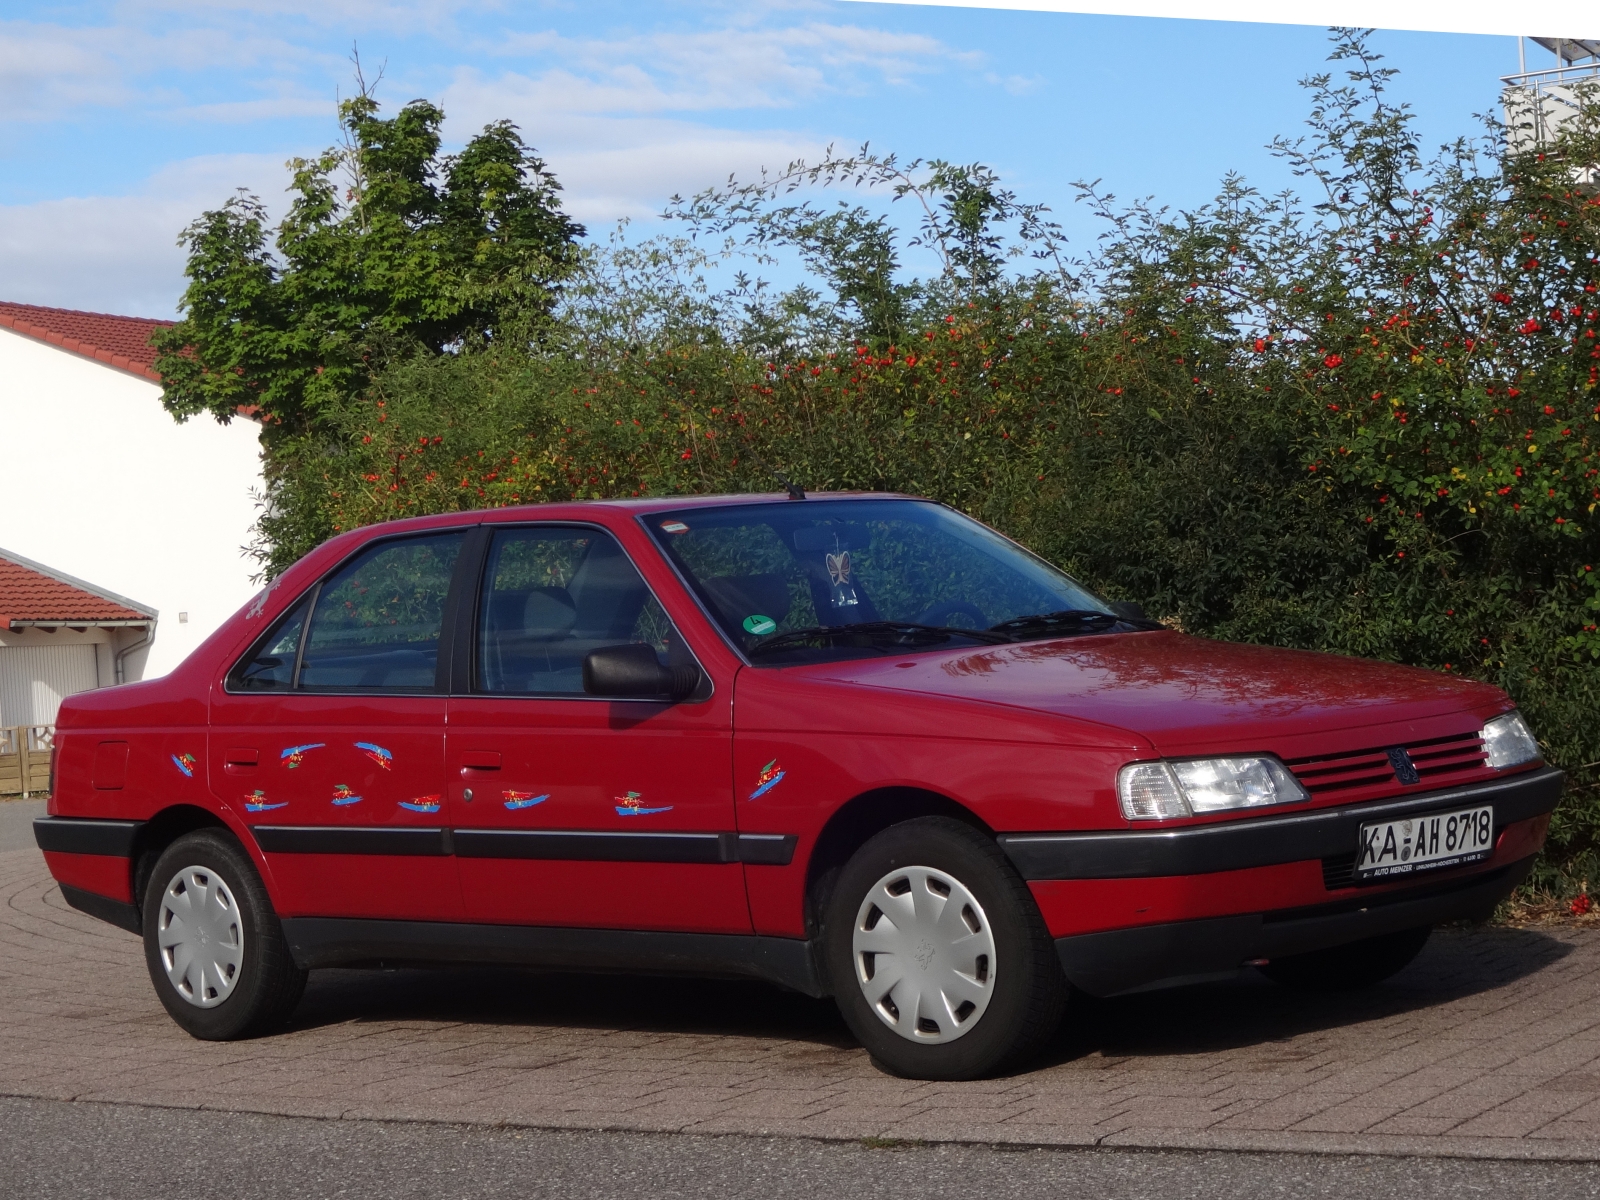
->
[446,522,748,933]
[209,528,468,922]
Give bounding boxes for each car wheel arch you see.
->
[131,805,243,920]
[802,786,994,939]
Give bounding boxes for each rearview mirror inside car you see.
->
[793,526,861,553]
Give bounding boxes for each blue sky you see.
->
[0,1,1532,318]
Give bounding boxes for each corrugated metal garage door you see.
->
[0,644,99,726]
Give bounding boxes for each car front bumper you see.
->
[1054,854,1533,996]
[995,764,1562,997]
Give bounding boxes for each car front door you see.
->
[209,529,467,922]
[446,523,747,933]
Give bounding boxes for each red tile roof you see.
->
[0,548,156,627]
[0,301,172,383]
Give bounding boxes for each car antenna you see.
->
[743,446,806,500]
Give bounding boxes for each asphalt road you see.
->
[5,1097,1600,1200]
[0,798,44,852]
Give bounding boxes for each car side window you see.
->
[228,598,310,692]
[296,532,464,692]
[476,526,684,695]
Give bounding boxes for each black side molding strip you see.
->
[453,829,798,866]
[280,917,824,997]
[253,825,799,866]
[34,817,144,857]
[735,833,798,866]
[59,884,142,934]
[455,829,725,863]
[251,826,449,856]
[1000,766,1563,881]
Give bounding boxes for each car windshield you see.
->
[645,498,1126,664]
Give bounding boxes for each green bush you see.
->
[164,33,1600,889]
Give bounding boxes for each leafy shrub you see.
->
[163,33,1600,887]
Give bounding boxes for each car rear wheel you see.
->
[822,817,1067,1080]
[1260,926,1432,991]
[141,829,307,1039]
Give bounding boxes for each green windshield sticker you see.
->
[742,614,777,635]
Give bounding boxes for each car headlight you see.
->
[1117,757,1309,820]
[1482,711,1541,770]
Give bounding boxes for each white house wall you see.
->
[0,327,264,678]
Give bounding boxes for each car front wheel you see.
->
[823,816,1067,1080]
[141,829,307,1039]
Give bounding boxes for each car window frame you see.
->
[222,525,479,698]
[447,520,712,704]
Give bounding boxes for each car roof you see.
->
[338,491,924,539]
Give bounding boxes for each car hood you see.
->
[816,630,1507,753]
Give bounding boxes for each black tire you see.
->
[141,829,307,1039]
[822,817,1067,1080]
[1260,926,1432,991]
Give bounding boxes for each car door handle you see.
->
[224,748,259,775]
[459,752,502,773]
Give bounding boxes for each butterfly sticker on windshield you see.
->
[398,795,441,813]
[503,791,549,811]
[826,550,859,608]
[331,784,364,806]
[243,790,286,813]
[355,742,393,770]
[749,759,786,800]
[615,791,672,817]
[281,743,325,769]
[170,753,196,778]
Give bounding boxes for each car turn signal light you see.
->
[1481,711,1540,770]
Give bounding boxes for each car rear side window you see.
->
[295,532,464,692]
[475,526,684,695]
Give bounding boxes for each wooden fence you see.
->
[0,726,52,798]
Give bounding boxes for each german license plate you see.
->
[1355,805,1494,881]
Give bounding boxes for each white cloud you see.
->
[538,119,826,222]
[847,0,1600,39]
[472,22,976,112]
[0,16,347,125]
[128,0,489,31]
[0,22,136,121]
[435,16,977,221]
[0,2,1012,313]
[0,154,290,317]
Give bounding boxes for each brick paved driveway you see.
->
[7,844,1600,1159]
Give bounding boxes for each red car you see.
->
[35,494,1560,1079]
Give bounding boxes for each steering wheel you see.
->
[914,600,989,630]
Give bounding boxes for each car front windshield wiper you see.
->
[987,608,1123,639]
[748,621,1013,656]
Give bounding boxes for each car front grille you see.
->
[1284,731,1487,805]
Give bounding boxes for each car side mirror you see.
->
[1108,601,1147,622]
[583,644,703,701]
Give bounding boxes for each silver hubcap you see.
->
[156,865,245,1008]
[852,864,997,1044]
